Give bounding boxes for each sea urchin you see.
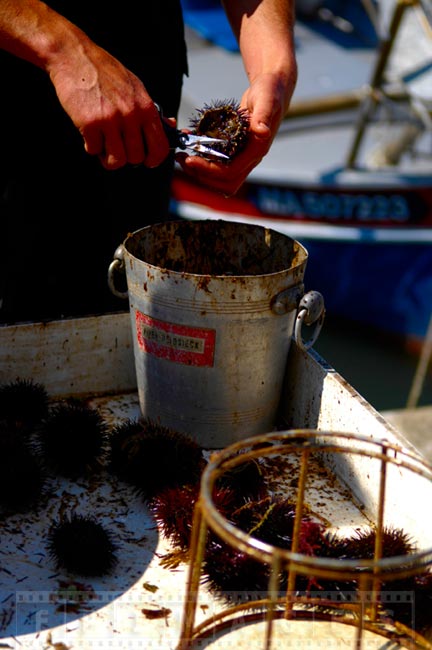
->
[108,418,206,500]
[47,514,118,577]
[0,427,45,512]
[0,378,49,435]
[38,400,108,477]
[189,99,250,160]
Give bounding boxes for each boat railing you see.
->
[346,0,432,167]
[285,0,432,169]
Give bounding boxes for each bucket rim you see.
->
[122,219,309,278]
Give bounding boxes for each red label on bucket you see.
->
[135,312,216,367]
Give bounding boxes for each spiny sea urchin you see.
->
[306,525,420,602]
[202,537,270,597]
[38,400,108,477]
[320,525,417,560]
[200,496,327,598]
[47,513,118,577]
[216,457,266,505]
[406,571,432,634]
[189,99,250,160]
[149,484,199,550]
[0,427,45,512]
[149,484,237,551]
[231,497,326,555]
[108,418,206,500]
[0,378,50,435]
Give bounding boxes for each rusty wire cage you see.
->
[177,430,432,650]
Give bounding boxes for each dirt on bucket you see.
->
[125,220,303,276]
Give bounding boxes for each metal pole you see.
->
[406,311,432,408]
[346,0,415,168]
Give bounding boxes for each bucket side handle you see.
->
[294,290,325,351]
[107,245,129,299]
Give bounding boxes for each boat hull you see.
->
[171,171,432,346]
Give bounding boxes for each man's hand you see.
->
[0,0,171,170]
[48,42,170,170]
[175,71,292,196]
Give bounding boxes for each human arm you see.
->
[0,0,171,170]
[176,0,297,196]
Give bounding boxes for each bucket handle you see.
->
[107,245,129,299]
[294,290,325,351]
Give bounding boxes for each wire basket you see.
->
[177,430,432,650]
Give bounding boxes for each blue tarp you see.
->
[181,0,239,51]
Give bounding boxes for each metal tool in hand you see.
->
[155,104,229,160]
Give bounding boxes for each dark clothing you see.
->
[0,1,187,322]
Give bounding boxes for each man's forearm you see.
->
[222,0,296,75]
[0,0,85,71]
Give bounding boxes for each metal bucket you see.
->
[108,220,324,447]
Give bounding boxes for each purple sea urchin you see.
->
[200,496,328,598]
[108,418,205,500]
[108,418,147,482]
[320,525,416,560]
[349,525,417,558]
[202,538,270,597]
[189,99,250,160]
[216,458,266,505]
[149,484,199,550]
[150,484,236,551]
[0,427,45,512]
[47,514,118,576]
[308,526,421,611]
[231,497,326,555]
[38,401,108,477]
[0,378,49,435]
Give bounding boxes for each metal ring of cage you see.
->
[177,430,432,650]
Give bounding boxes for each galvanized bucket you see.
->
[108,220,324,447]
